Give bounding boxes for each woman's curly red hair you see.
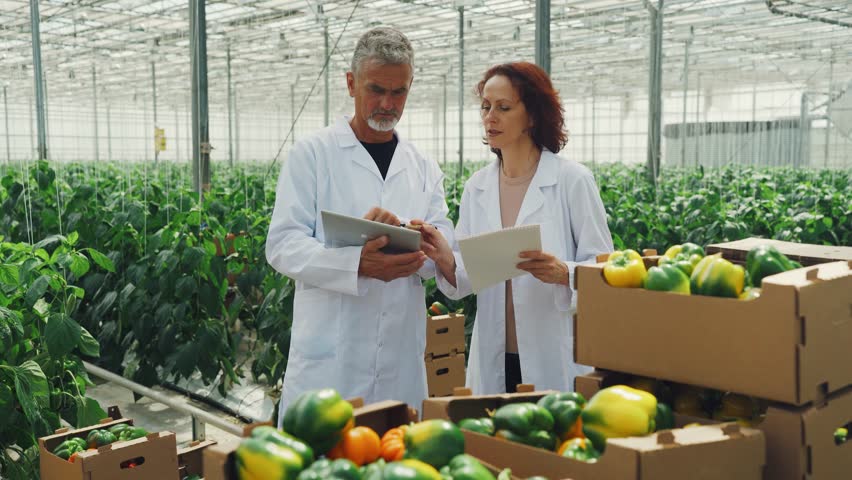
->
[475,62,567,157]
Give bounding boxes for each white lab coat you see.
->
[266,116,455,423]
[437,150,613,394]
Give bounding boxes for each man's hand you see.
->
[411,219,456,287]
[363,207,400,226]
[517,250,569,285]
[358,236,427,282]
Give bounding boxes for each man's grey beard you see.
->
[367,113,399,132]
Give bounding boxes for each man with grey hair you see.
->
[266,27,457,418]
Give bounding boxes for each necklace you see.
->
[501,144,540,178]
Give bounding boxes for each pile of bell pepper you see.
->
[457,386,679,463]
[51,423,150,463]
[233,388,523,480]
[623,374,769,427]
[602,243,802,300]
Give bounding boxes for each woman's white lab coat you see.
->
[437,150,613,394]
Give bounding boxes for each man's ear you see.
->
[346,72,355,97]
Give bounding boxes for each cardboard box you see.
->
[421,384,554,421]
[425,313,466,357]
[706,237,852,266]
[576,370,852,480]
[425,352,466,397]
[462,420,763,480]
[39,406,179,480]
[574,260,852,405]
[177,439,217,479]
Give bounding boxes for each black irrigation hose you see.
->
[160,380,261,425]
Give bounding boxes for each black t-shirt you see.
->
[360,135,398,180]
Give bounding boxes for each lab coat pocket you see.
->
[538,215,564,259]
[291,287,341,360]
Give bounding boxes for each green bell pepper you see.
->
[439,454,496,480]
[53,438,86,459]
[108,424,130,436]
[236,437,305,480]
[644,264,690,294]
[745,245,802,287]
[363,459,442,480]
[404,420,465,470]
[655,403,675,431]
[690,254,745,298]
[536,393,585,441]
[297,458,362,480]
[659,243,704,276]
[457,418,495,436]
[835,427,848,445]
[558,437,600,463]
[86,429,117,448]
[360,459,386,478]
[493,403,557,451]
[428,302,450,316]
[581,385,657,452]
[282,388,354,455]
[118,427,148,442]
[252,425,315,466]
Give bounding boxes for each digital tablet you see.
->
[320,210,422,253]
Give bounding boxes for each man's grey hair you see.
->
[351,27,414,75]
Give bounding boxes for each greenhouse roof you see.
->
[1,0,850,106]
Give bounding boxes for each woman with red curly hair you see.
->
[418,62,613,394]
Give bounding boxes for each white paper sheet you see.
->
[458,224,542,293]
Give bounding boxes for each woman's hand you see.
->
[517,250,569,285]
[410,219,457,287]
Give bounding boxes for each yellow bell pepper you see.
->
[603,250,647,288]
[581,385,657,452]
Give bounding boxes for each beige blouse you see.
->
[498,163,537,354]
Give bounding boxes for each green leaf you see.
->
[67,231,79,246]
[86,248,116,273]
[0,264,19,286]
[12,360,49,425]
[45,313,82,358]
[24,275,50,307]
[74,396,107,427]
[78,327,100,357]
[69,252,91,278]
[32,234,65,251]
[0,307,24,350]
[69,285,85,299]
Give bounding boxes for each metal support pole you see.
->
[92,64,99,162]
[234,85,240,163]
[3,87,10,164]
[591,83,596,168]
[535,0,551,75]
[174,106,180,162]
[28,95,34,159]
[227,43,233,166]
[458,6,465,177]
[751,66,758,165]
[190,0,211,193]
[83,361,244,439]
[442,74,447,165]
[30,0,48,160]
[152,60,158,163]
[695,72,700,167]
[824,58,833,167]
[106,103,112,161]
[290,84,296,145]
[324,22,330,127]
[681,28,692,167]
[798,93,809,167]
[646,0,663,180]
